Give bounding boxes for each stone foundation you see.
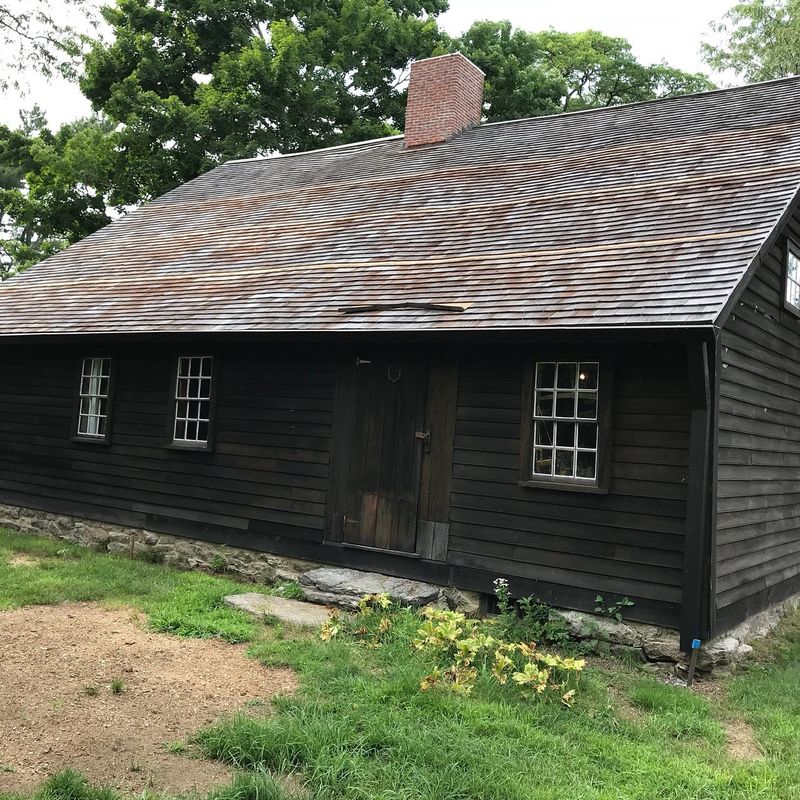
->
[553,591,800,674]
[2,502,798,672]
[0,504,320,585]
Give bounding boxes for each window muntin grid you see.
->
[787,246,800,311]
[532,361,599,481]
[173,356,213,445]
[78,357,111,439]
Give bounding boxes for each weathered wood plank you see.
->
[716,214,800,626]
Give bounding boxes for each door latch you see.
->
[415,430,432,453]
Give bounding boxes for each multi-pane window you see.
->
[173,356,213,445]
[786,244,800,311]
[77,357,111,439]
[532,361,599,481]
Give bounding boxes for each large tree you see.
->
[452,21,564,119]
[455,23,715,120]
[80,0,448,204]
[703,0,800,81]
[0,111,117,280]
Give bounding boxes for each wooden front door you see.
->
[333,349,428,553]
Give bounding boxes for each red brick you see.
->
[404,53,484,148]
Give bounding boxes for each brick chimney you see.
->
[404,53,485,148]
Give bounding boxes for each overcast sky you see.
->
[0,0,735,129]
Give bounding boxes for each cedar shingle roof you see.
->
[3,77,800,335]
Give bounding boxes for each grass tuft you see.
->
[29,770,118,800]
[207,771,298,800]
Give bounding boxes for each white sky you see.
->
[0,0,735,129]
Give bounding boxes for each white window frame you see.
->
[785,240,800,314]
[172,356,214,447]
[77,357,112,440]
[531,361,600,482]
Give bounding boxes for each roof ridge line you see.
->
[480,75,800,131]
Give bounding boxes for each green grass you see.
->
[2,528,800,800]
[0,529,256,642]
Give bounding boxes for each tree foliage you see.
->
[455,23,715,120]
[0,0,95,91]
[79,0,448,204]
[0,111,117,280]
[451,21,564,119]
[703,0,800,81]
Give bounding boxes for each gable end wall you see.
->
[716,205,800,630]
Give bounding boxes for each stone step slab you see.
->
[224,592,331,627]
[299,567,443,609]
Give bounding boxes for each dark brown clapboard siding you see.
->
[0,341,334,544]
[717,207,800,624]
[447,343,690,626]
[0,337,690,628]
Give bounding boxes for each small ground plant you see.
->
[412,607,584,704]
[595,594,635,623]
[265,581,305,600]
[320,592,396,647]
[493,577,572,649]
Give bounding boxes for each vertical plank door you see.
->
[337,349,428,553]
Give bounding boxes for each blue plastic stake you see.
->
[687,638,702,686]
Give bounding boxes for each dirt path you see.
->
[0,602,296,795]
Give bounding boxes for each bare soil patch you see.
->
[0,602,296,795]
[724,719,763,761]
[7,554,40,568]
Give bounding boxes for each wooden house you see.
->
[2,54,800,650]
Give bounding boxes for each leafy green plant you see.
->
[493,577,513,615]
[320,593,395,648]
[321,592,583,705]
[83,686,98,697]
[594,595,635,623]
[412,607,584,704]
[493,578,571,649]
[110,678,125,695]
[164,740,186,754]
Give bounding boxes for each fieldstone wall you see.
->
[553,591,800,674]
[2,502,798,673]
[0,504,320,584]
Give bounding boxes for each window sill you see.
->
[165,442,214,453]
[517,479,609,495]
[71,435,111,446]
